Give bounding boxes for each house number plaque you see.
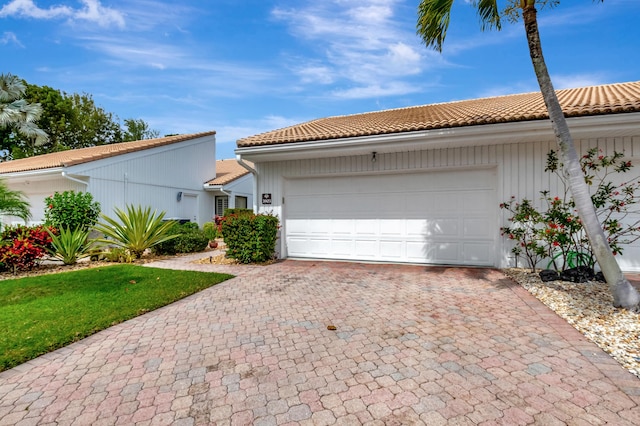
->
[262,193,272,205]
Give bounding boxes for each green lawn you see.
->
[0,265,233,371]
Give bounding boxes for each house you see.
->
[235,81,640,271]
[0,132,253,227]
[204,158,254,217]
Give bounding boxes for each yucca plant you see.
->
[46,227,95,265]
[93,205,179,259]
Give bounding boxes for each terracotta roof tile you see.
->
[0,131,216,174]
[205,159,253,186]
[237,81,640,147]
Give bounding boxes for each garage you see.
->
[284,168,498,266]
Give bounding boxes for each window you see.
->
[235,196,248,209]
[215,196,228,217]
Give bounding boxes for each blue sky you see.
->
[1,0,638,160]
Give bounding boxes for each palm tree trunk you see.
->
[522,5,639,310]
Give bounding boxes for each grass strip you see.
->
[0,264,233,371]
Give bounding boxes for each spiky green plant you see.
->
[46,227,95,265]
[93,205,178,258]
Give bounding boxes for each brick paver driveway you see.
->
[1,258,639,425]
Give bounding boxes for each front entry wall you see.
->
[254,135,640,270]
[284,169,497,265]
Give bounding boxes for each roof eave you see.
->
[235,113,640,163]
[0,167,65,179]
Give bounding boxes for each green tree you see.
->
[1,80,155,160]
[417,0,639,310]
[0,73,48,160]
[67,92,123,149]
[123,118,160,142]
[0,179,30,224]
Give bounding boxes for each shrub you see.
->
[44,191,100,231]
[221,213,279,263]
[0,225,55,272]
[103,247,134,263]
[175,230,209,253]
[224,208,253,217]
[203,221,218,241]
[152,222,208,255]
[93,205,178,259]
[46,227,95,265]
[501,148,640,272]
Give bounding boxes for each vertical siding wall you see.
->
[255,135,640,267]
[72,136,216,225]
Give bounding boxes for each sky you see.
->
[1,0,639,160]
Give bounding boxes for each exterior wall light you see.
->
[372,152,377,163]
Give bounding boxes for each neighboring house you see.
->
[0,132,253,228]
[204,159,254,216]
[235,81,640,271]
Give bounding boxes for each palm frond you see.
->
[417,0,455,52]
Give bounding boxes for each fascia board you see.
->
[235,113,640,162]
[0,167,65,181]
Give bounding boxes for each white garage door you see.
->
[284,168,497,266]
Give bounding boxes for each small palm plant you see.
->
[46,227,95,265]
[0,179,31,224]
[93,205,179,259]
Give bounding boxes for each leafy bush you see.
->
[103,247,133,263]
[152,222,208,255]
[203,221,218,240]
[221,213,279,263]
[46,227,95,265]
[93,205,178,259]
[501,148,640,272]
[44,191,100,231]
[224,208,253,217]
[0,225,55,272]
[175,230,209,253]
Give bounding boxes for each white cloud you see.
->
[549,73,606,90]
[332,81,422,100]
[272,0,431,97]
[0,31,23,46]
[0,0,71,19]
[0,0,124,28]
[75,0,125,28]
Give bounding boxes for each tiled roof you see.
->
[0,131,216,174]
[205,159,253,186]
[237,81,640,147]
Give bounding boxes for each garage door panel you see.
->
[463,242,494,263]
[463,218,494,238]
[380,241,403,258]
[332,220,354,235]
[285,169,497,266]
[381,220,404,236]
[426,218,459,237]
[331,239,354,256]
[354,239,377,257]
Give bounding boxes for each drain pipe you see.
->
[236,154,258,213]
[61,171,88,188]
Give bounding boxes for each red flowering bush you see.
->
[501,149,640,272]
[0,225,57,273]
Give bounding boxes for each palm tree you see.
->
[417,0,640,310]
[0,179,31,224]
[0,73,48,148]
